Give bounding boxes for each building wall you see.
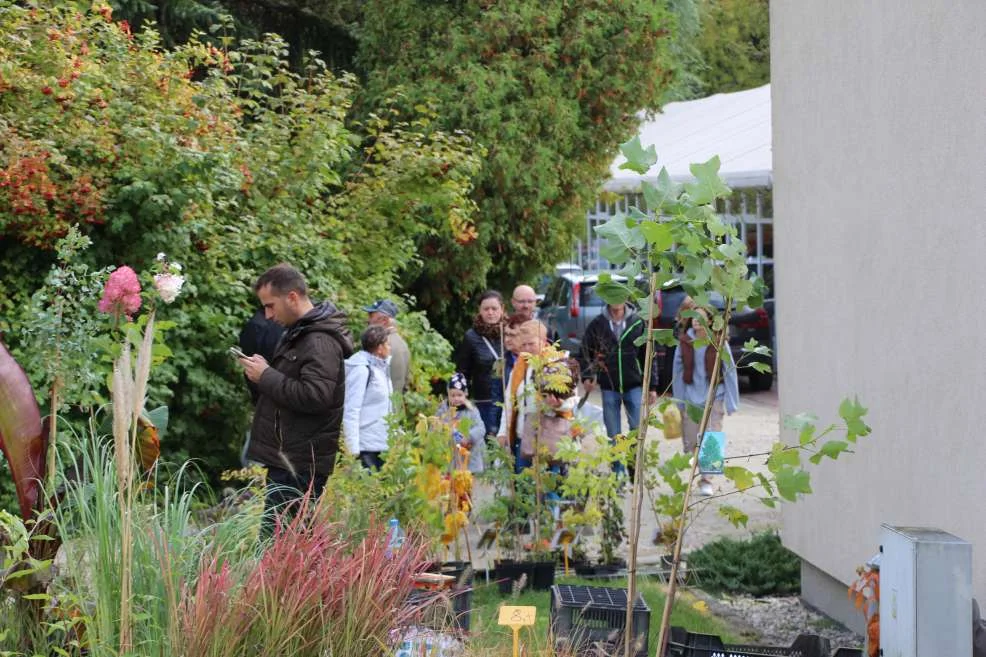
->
[772,1,986,623]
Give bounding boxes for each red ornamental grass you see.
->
[180,501,430,657]
[98,265,141,319]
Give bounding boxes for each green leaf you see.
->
[809,439,850,465]
[594,276,637,305]
[717,240,745,262]
[636,328,675,347]
[723,465,755,490]
[798,423,815,446]
[747,276,767,309]
[639,220,675,252]
[741,339,771,357]
[760,496,778,508]
[144,405,169,439]
[684,156,731,205]
[718,504,749,528]
[839,396,871,442]
[756,472,774,495]
[618,136,657,175]
[641,167,680,212]
[594,214,645,265]
[774,468,812,502]
[685,402,704,424]
[784,412,818,432]
[766,444,800,473]
[750,361,771,374]
[684,257,713,287]
[600,241,631,265]
[20,593,49,600]
[637,295,661,320]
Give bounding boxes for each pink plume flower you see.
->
[98,265,142,319]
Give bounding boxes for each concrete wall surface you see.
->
[772,0,986,621]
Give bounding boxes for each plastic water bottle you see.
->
[386,518,405,557]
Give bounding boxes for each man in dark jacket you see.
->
[579,301,659,475]
[237,263,354,521]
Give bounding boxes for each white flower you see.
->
[156,252,166,261]
[153,272,185,304]
[172,262,182,271]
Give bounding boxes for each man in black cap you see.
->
[364,299,411,396]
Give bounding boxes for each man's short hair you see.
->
[361,325,390,353]
[254,263,308,297]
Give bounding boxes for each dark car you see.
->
[538,273,774,392]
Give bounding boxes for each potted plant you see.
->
[479,442,559,593]
[479,346,582,593]
[555,423,632,576]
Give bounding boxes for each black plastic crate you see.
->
[550,584,650,657]
[406,587,473,633]
[495,560,556,594]
[407,564,474,633]
[665,626,831,657]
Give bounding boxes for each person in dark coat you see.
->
[236,263,354,525]
[579,301,659,476]
[454,290,506,438]
[238,308,285,405]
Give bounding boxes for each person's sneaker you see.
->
[696,480,715,497]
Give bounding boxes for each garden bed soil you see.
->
[689,590,864,653]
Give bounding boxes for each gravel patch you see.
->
[692,591,864,652]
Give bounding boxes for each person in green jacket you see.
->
[579,302,659,476]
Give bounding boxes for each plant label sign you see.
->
[699,430,726,474]
[498,605,536,628]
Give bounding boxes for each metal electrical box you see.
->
[880,524,972,657]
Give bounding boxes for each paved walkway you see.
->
[468,386,781,567]
[635,387,780,563]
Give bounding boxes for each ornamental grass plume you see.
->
[180,497,432,657]
[97,265,141,319]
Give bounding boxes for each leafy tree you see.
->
[664,0,705,101]
[109,0,226,47]
[0,3,478,483]
[695,0,770,95]
[353,0,679,335]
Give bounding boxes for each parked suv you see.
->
[538,272,773,391]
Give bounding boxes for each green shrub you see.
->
[686,532,800,596]
[0,4,478,487]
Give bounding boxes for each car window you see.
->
[544,277,565,306]
[560,280,572,307]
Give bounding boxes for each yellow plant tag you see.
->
[498,605,536,628]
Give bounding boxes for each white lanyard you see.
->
[482,336,501,361]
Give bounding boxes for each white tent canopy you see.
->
[605,83,772,192]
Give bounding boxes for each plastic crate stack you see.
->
[549,584,650,657]
[665,627,837,657]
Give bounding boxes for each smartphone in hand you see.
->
[229,346,247,359]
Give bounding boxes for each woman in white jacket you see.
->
[343,325,393,470]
